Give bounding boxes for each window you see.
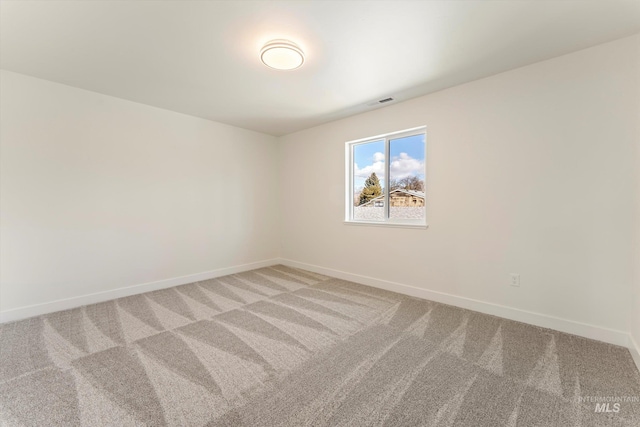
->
[345,127,426,227]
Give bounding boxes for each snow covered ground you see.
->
[353,206,425,221]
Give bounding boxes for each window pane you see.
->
[388,134,425,220]
[353,140,385,221]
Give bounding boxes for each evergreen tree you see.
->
[359,172,382,205]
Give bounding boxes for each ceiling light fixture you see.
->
[260,40,305,70]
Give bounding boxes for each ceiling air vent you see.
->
[366,97,396,107]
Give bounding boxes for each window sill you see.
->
[343,221,428,229]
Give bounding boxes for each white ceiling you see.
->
[2,1,639,136]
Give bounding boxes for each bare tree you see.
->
[353,188,362,207]
[389,176,424,192]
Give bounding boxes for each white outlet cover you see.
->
[510,274,520,287]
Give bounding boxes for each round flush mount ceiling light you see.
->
[260,40,305,70]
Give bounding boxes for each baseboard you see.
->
[629,334,640,373]
[279,258,631,348]
[0,258,280,323]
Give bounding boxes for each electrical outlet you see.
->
[510,273,520,287]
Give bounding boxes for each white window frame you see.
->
[345,126,427,228]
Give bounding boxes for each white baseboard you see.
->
[0,258,280,323]
[629,334,640,373]
[279,258,631,348]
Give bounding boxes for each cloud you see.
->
[354,152,423,181]
[354,152,385,179]
[389,152,424,180]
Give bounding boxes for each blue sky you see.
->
[353,134,425,189]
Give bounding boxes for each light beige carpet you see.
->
[1,265,639,426]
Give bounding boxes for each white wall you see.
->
[0,70,280,315]
[279,35,640,339]
[633,36,640,364]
